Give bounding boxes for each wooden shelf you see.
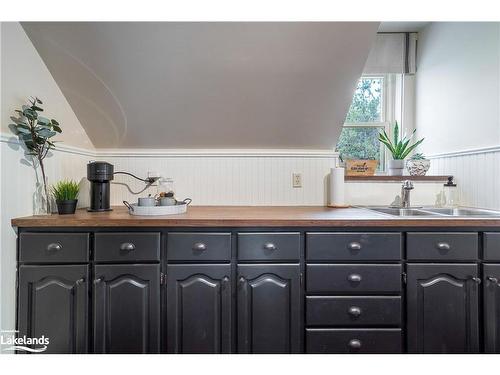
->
[345,175,452,182]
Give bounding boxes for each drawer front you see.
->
[407,232,478,261]
[307,264,402,294]
[484,233,500,261]
[167,233,231,261]
[306,296,401,327]
[307,232,401,261]
[94,233,160,262]
[19,233,89,263]
[238,232,300,261]
[306,328,402,353]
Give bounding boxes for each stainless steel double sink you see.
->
[364,206,500,217]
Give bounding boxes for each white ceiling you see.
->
[22,22,379,149]
[378,22,430,32]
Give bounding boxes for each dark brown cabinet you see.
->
[406,263,480,353]
[93,264,160,353]
[166,264,232,353]
[484,264,500,353]
[17,265,89,353]
[237,264,301,353]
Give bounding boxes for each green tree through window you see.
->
[337,77,385,168]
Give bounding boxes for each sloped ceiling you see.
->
[22,22,379,149]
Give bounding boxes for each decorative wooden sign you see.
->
[345,159,378,176]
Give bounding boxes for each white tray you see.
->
[123,199,190,216]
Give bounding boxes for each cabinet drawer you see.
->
[407,232,478,261]
[306,264,402,294]
[167,233,231,261]
[238,232,300,261]
[484,233,500,261]
[306,328,402,353]
[19,233,89,263]
[306,296,401,327]
[94,233,160,262]
[307,232,401,261]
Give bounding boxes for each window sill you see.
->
[345,175,451,182]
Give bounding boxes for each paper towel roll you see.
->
[329,167,346,207]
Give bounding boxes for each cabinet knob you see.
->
[263,242,277,251]
[75,278,85,286]
[348,306,362,317]
[471,277,481,284]
[46,242,62,252]
[120,242,135,252]
[436,242,451,251]
[348,339,362,350]
[192,242,207,251]
[487,276,500,285]
[348,242,362,251]
[94,277,104,284]
[348,274,362,283]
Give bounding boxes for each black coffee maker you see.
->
[87,161,114,211]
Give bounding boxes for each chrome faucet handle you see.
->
[402,180,414,190]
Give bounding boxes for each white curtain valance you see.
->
[363,32,417,75]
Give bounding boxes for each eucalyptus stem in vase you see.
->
[9,97,62,214]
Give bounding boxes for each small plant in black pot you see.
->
[51,180,80,214]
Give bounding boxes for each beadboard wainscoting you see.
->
[428,147,500,210]
[104,153,338,206]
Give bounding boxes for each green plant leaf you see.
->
[51,179,80,201]
[31,105,43,112]
[400,138,425,159]
[51,119,59,126]
[393,121,399,146]
[37,116,50,125]
[52,125,62,133]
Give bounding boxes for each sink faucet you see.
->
[401,180,414,208]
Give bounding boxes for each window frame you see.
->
[341,74,394,173]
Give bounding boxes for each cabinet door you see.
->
[166,264,232,353]
[407,264,480,353]
[484,264,500,353]
[237,264,301,353]
[18,265,88,353]
[93,264,160,353]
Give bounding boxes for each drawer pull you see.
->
[348,306,362,317]
[46,243,62,252]
[348,242,362,251]
[263,242,277,251]
[348,274,362,283]
[348,339,362,350]
[487,276,500,285]
[470,277,481,284]
[193,242,207,251]
[120,242,136,252]
[436,242,451,251]
[94,277,104,284]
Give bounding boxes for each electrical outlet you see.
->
[292,173,302,188]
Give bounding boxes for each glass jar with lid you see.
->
[157,177,175,198]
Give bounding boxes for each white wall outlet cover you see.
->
[292,173,302,188]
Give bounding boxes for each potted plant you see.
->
[9,97,62,214]
[378,122,424,176]
[51,180,80,215]
[406,153,431,176]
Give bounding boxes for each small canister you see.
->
[442,176,459,207]
[138,196,156,206]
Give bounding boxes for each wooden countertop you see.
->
[11,206,500,228]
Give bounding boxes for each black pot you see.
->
[56,199,78,215]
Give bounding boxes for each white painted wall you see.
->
[416,22,500,154]
[416,22,500,208]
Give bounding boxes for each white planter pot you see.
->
[388,159,405,176]
[406,159,431,176]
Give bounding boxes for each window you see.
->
[336,76,389,171]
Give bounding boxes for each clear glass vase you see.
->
[33,177,51,215]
